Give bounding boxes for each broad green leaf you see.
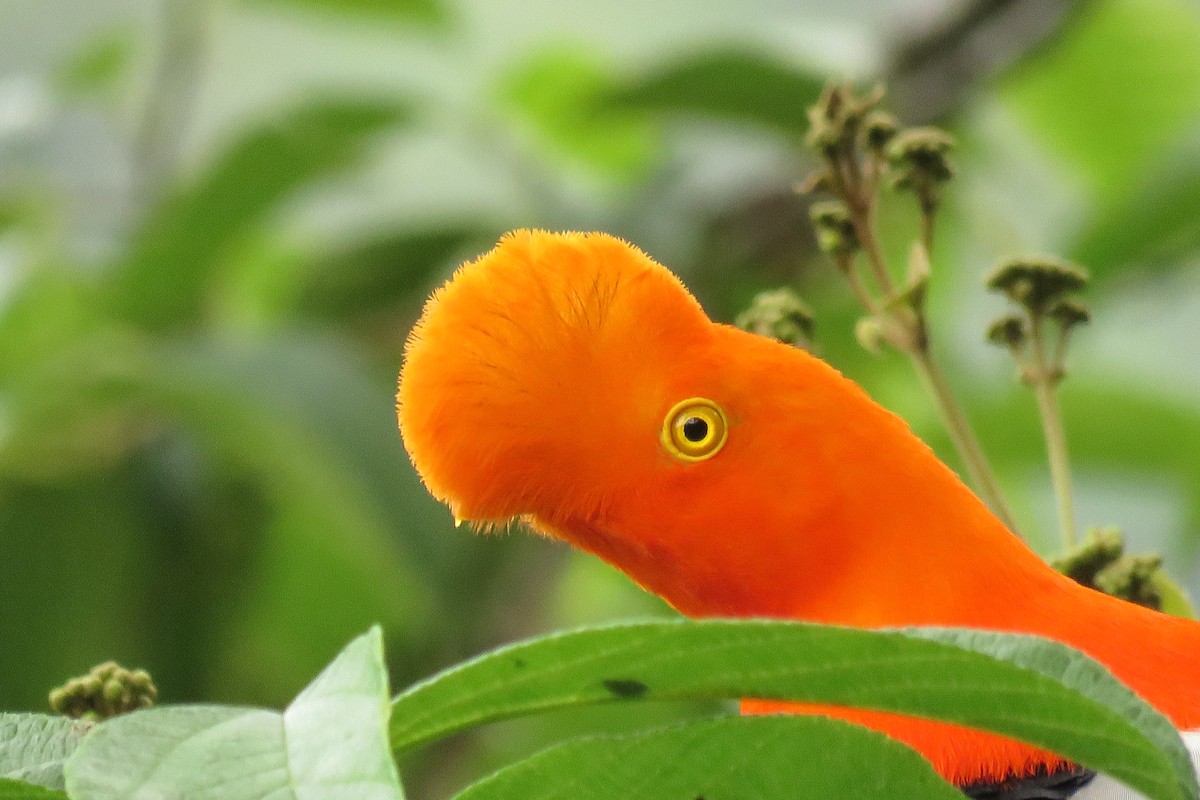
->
[109,99,409,330]
[0,715,90,791]
[65,628,404,800]
[602,48,825,138]
[1002,0,1200,201]
[243,0,446,27]
[0,779,69,800]
[390,620,1196,800]
[496,48,659,179]
[453,715,964,800]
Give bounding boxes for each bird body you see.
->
[397,230,1200,789]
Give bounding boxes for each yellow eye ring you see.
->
[661,398,728,462]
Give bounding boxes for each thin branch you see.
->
[1028,314,1078,547]
[910,346,1019,531]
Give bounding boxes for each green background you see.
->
[2,0,1200,796]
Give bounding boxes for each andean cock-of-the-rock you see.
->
[396,230,1200,799]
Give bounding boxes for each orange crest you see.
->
[398,230,711,525]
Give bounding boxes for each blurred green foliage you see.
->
[1,0,1199,797]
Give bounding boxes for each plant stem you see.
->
[1035,381,1076,548]
[919,207,936,259]
[851,194,898,298]
[909,347,1019,531]
[842,182,1017,530]
[842,257,879,313]
[1028,316,1078,547]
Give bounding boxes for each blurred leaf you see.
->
[65,628,405,800]
[391,620,1195,800]
[0,473,156,710]
[1070,130,1200,278]
[109,99,410,330]
[0,316,441,701]
[1003,0,1200,201]
[454,716,962,800]
[602,48,825,138]
[0,203,24,234]
[0,268,130,479]
[0,270,102,380]
[289,226,488,322]
[497,48,659,179]
[0,780,68,800]
[0,328,146,480]
[131,335,439,697]
[1155,573,1198,619]
[0,714,89,791]
[244,0,446,27]
[54,28,135,98]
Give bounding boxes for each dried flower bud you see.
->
[796,168,835,195]
[809,200,858,260]
[985,256,1089,315]
[736,288,815,349]
[1095,553,1164,610]
[1048,298,1091,331]
[1051,527,1125,587]
[805,81,885,158]
[886,127,955,168]
[885,127,956,214]
[805,84,848,157]
[102,678,126,705]
[986,314,1027,350]
[862,111,899,152]
[1051,527,1164,609]
[92,661,119,681]
[49,661,159,721]
[854,316,886,354]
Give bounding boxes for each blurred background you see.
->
[2,0,1199,795]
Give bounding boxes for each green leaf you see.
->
[0,714,90,791]
[390,620,1196,800]
[109,99,410,330]
[0,779,69,800]
[64,627,404,800]
[602,48,825,138]
[454,715,963,800]
[497,48,659,179]
[243,0,447,27]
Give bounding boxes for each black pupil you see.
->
[682,417,709,443]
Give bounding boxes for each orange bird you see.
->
[397,230,1200,790]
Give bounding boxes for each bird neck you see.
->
[786,457,1061,629]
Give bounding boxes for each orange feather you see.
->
[397,230,1200,786]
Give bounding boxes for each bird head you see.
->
[397,230,968,615]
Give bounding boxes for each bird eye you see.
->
[661,398,728,462]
